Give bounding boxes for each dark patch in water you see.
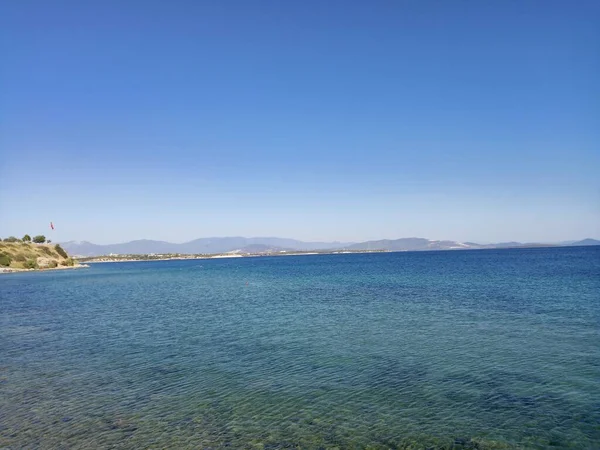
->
[444,389,477,404]
[366,357,428,390]
[480,391,537,411]
[264,442,298,449]
[452,437,479,449]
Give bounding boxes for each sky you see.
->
[1,0,598,244]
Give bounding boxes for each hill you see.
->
[568,238,600,247]
[0,242,79,270]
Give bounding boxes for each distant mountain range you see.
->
[60,237,600,257]
[566,238,600,247]
[60,237,350,257]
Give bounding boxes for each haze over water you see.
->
[1,246,599,449]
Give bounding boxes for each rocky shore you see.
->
[0,264,90,274]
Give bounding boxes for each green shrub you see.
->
[3,236,19,243]
[0,253,11,267]
[65,257,74,267]
[32,235,46,244]
[54,244,68,259]
[22,234,31,242]
[48,260,58,268]
[24,259,38,269]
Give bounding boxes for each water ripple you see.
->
[1,247,599,448]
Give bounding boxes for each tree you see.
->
[23,234,31,242]
[0,253,11,267]
[47,240,52,244]
[24,259,38,269]
[32,235,46,244]
[61,257,74,267]
[3,236,19,242]
[54,244,68,259]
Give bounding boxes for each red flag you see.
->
[50,222,54,230]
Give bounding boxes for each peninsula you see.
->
[0,238,87,273]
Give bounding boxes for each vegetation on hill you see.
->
[0,242,77,270]
[54,244,69,258]
[2,234,46,243]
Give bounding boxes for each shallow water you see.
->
[1,247,599,449]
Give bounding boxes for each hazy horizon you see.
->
[56,235,600,247]
[1,1,598,244]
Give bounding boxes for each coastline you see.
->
[84,255,243,264]
[79,250,387,264]
[0,264,90,274]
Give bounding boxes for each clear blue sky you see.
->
[1,0,598,244]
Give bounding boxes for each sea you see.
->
[1,246,599,449]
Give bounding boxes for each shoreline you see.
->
[0,264,90,274]
[80,250,388,264]
[84,255,243,264]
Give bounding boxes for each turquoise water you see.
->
[1,247,599,449]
